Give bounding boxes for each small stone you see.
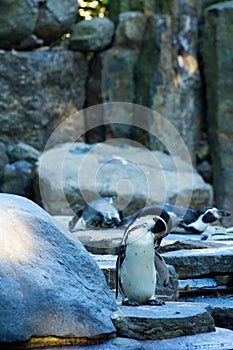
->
[0,160,33,197]
[7,142,40,164]
[69,17,114,52]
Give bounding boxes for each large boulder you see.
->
[0,194,117,346]
[0,50,86,149]
[36,141,213,215]
[202,1,233,226]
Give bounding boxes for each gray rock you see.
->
[7,142,40,164]
[100,13,146,139]
[34,0,78,44]
[111,302,215,340]
[162,246,233,278]
[202,2,233,226]
[0,141,9,179]
[0,50,87,149]
[0,194,117,344]
[69,17,114,52]
[0,160,33,197]
[0,0,37,49]
[183,296,233,331]
[55,328,233,349]
[0,0,77,49]
[115,12,146,48]
[135,12,202,161]
[36,142,212,215]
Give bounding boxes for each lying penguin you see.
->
[163,204,231,234]
[69,197,122,231]
[121,204,231,234]
[116,206,181,306]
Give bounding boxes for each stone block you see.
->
[0,50,87,150]
[111,302,215,340]
[183,296,233,331]
[69,17,114,52]
[162,246,233,278]
[66,328,233,349]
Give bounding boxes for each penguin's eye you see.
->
[202,212,217,223]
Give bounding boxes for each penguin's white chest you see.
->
[120,231,156,303]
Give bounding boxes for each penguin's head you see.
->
[196,206,231,224]
[152,210,170,248]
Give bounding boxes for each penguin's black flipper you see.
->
[116,244,126,299]
[154,250,170,287]
[68,209,83,231]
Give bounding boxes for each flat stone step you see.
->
[182,296,233,331]
[111,302,215,340]
[53,216,231,255]
[56,328,233,349]
[162,246,233,278]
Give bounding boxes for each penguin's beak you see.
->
[216,209,231,218]
[154,231,166,248]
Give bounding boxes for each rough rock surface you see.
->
[0,0,77,49]
[162,246,233,278]
[34,0,77,44]
[0,50,86,149]
[111,303,215,340]
[0,194,117,344]
[0,141,9,179]
[202,1,233,227]
[45,328,233,349]
[7,142,40,164]
[184,296,233,331]
[0,0,38,49]
[69,17,114,52]
[0,160,33,197]
[37,141,212,215]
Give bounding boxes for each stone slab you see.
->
[53,216,229,255]
[183,296,233,331]
[111,302,215,340]
[38,328,233,349]
[4,327,233,349]
[162,246,233,278]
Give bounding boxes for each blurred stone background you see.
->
[0,0,232,224]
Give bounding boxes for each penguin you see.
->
[162,204,231,234]
[69,197,122,231]
[116,206,181,306]
[121,204,231,234]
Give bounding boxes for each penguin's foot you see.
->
[147,299,165,306]
[122,299,142,307]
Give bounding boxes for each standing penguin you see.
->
[116,206,181,306]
